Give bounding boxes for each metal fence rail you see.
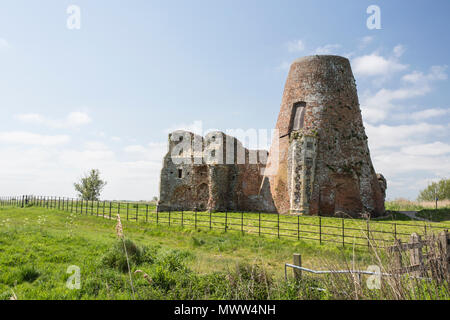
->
[1,195,448,249]
[284,263,392,280]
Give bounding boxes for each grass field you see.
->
[4,197,449,249]
[385,199,450,211]
[0,205,449,300]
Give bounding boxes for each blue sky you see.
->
[0,0,449,200]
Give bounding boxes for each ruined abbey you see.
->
[159,55,387,217]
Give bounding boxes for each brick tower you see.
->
[261,55,386,217]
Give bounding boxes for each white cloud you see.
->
[410,108,449,121]
[366,122,446,150]
[0,131,70,146]
[84,141,109,150]
[360,63,448,123]
[15,111,92,128]
[124,142,167,163]
[66,112,92,127]
[287,40,305,53]
[314,44,341,55]
[393,44,406,58]
[0,38,10,49]
[361,86,431,123]
[367,123,450,200]
[401,142,450,156]
[402,65,448,84]
[165,120,203,135]
[353,53,408,77]
[124,145,148,153]
[0,139,166,200]
[358,36,373,49]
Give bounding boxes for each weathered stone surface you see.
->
[158,130,269,212]
[262,55,386,217]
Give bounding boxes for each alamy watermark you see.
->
[67,5,81,30]
[366,265,382,290]
[168,125,280,176]
[367,5,381,30]
[66,265,81,289]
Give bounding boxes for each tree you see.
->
[74,169,107,201]
[417,178,450,202]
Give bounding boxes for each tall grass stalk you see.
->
[115,213,136,299]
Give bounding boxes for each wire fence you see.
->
[1,195,449,249]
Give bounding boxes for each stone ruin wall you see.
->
[158,130,269,212]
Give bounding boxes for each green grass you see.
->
[13,198,450,248]
[1,205,449,300]
[385,200,426,211]
[416,208,450,222]
[0,206,371,299]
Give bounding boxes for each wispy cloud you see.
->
[358,36,373,49]
[164,120,203,135]
[15,111,92,128]
[410,108,449,121]
[0,38,10,50]
[353,52,408,78]
[360,63,448,123]
[286,40,305,53]
[314,44,341,55]
[0,131,70,146]
[402,65,448,84]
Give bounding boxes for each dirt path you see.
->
[400,211,432,222]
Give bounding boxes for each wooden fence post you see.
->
[225,210,227,232]
[319,216,322,245]
[409,233,424,278]
[438,230,449,280]
[259,212,262,237]
[277,214,280,239]
[156,206,159,225]
[392,239,403,272]
[394,223,397,240]
[293,254,302,281]
[195,208,197,230]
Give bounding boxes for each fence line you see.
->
[0,195,448,249]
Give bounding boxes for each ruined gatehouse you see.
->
[159,55,387,217]
[158,130,271,212]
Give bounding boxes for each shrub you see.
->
[225,262,273,300]
[101,239,156,272]
[17,265,40,283]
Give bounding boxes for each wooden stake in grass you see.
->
[115,213,136,299]
[10,289,17,300]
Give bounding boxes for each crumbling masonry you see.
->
[159,55,387,217]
